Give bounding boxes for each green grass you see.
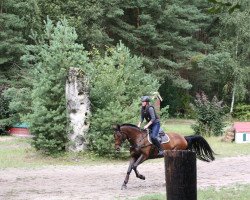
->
[162,119,250,158]
[1,119,250,168]
[0,136,124,169]
[206,136,250,158]
[135,184,250,200]
[162,119,195,136]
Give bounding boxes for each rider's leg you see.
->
[150,122,164,156]
[152,138,164,156]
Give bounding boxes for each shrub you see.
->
[233,104,250,120]
[191,92,226,136]
[159,105,169,120]
[87,43,160,156]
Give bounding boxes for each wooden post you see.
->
[164,150,197,200]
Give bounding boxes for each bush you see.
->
[233,104,250,120]
[87,43,160,156]
[191,92,226,136]
[159,105,169,120]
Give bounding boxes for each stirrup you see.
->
[157,150,164,156]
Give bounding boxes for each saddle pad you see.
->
[148,133,170,144]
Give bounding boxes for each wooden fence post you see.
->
[164,150,197,200]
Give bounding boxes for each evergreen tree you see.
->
[0,0,41,128]
[189,0,250,113]
[0,0,41,86]
[20,18,91,154]
[100,0,210,87]
[88,42,160,155]
[217,1,250,112]
[36,0,210,87]
[37,0,110,49]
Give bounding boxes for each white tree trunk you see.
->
[230,35,239,114]
[230,83,236,113]
[65,67,90,151]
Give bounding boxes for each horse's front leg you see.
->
[132,154,147,180]
[121,157,136,190]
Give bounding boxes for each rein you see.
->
[134,131,151,149]
[120,129,151,150]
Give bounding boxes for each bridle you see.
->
[115,130,127,150]
[115,128,151,151]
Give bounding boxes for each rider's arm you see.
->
[138,108,144,127]
[144,107,155,129]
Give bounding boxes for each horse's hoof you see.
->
[139,175,145,180]
[121,184,127,190]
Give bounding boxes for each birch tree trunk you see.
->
[230,35,239,114]
[65,67,91,151]
[230,83,236,113]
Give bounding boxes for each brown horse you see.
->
[113,123,215,189]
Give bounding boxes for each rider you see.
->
[137,96,164,156]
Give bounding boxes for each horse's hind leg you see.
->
[132,154,147,180]
[121,157,136,190]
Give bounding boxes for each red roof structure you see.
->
[233,122,250,133]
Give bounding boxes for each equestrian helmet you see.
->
[141,96,151,102]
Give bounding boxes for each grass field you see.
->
[163,118,195,135]
[163,119,250,158]
[0,119,250,168]
[135,184,250,200]
[0,136,121,169]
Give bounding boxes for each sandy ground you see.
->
[1,156,250,200]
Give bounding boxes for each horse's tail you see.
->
[184,135,215,162]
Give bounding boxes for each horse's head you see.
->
[113,124,126,152]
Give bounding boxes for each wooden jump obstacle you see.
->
[164,150,197,200]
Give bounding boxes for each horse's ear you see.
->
[112,124,120,131]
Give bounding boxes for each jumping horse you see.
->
[113,123,215,190]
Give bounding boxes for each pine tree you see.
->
[0,0,41,86]
[21,18,91,154]
[189,0,250,112]
[0,0,41,128]
[87,42,160,155]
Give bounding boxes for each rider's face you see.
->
[142,101,147,107]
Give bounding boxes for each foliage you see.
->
[36,0,210,103]
[213,1,250,111]
[0,0,42,130]
[0,0,41,85]
[191,92,226,136]
[233,104,250,120]
[0,91,11,132]
[87,43,159,156]
[207,0,241,14]
[159,105,169,120]
[1,0,250,156]
[0,90,12,129]
[160,82,194,117]
[19,18,91,154]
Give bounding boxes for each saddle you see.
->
[147,128,170,144]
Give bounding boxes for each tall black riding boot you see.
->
[152,138,164,156]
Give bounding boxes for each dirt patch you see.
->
[1,156,250,200]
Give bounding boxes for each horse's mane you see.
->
[120,123,140,130]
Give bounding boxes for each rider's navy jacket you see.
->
[140,105,160,124]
